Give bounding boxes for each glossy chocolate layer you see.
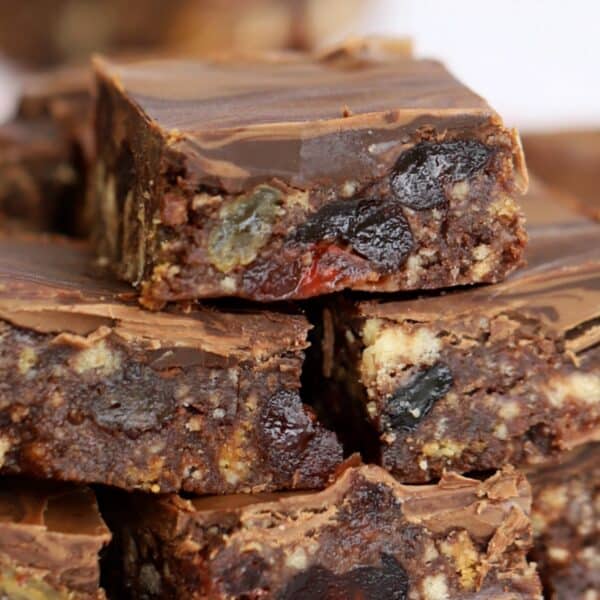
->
[0,478,110,598]
[95,52,522,193]
[0,234,309,360]
[115,464,540,599]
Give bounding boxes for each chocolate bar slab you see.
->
[93,47,527,306]
[0,478,110,599]
[315,184,600,482]
[0,234,342,493]
[524,130,600,220]
[527,444,600,600]
[0,118,79,232]
[113,464,540,599]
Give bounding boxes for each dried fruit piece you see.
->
[296,198,414,272]
[241,248,306,300]
[295,245,351,297]
[260,390,342,482]
[390,141,493,209]
[91,383,174,439]
[348,200,414,272]
[208,185,281,272]
[280,555,409,600]
[295,199,355,243]
[386,362,453,431]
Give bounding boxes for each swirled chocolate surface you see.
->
[0,479,110,595]
[94,51,516,192]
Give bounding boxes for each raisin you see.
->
[295,200,355,243]
[386,362,453,431]
[280,554,408,600]
[390,141,493,209]
[242,249,305,300]
[259,390,342,488]
[90,366,174,438]
[296,198,413,273]
[207,185,281,273]
[260,390,316,478]
[348,200,414,272]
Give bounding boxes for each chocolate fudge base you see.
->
[0,478,110,599]
[109,464,540,599]
[0,118,80,233]
[311,211,600,482]
[0,234,342,494]
[93,49,527,305]
[527,444,600,600]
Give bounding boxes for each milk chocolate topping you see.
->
[172,465,531,542]
[94,52,519,193]
[97,57,489,127]
[0,234,309,360]
[0,479,110,595]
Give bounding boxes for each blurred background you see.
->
[0,0,598,131]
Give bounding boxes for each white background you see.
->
[334,0,600,131]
